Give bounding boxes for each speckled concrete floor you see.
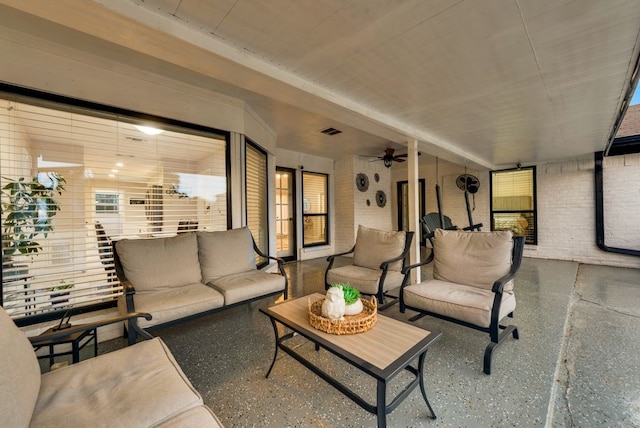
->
[99,256,640,427]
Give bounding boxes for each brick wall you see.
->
[392,155,640,268]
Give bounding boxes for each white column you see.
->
[407,139,421,283]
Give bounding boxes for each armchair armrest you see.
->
[401,251,435,276]
[120,279,136,295]
[253,238,289,299]
[491,236,525,294]
[380,231,415,270]
[326,245,356,263]
[29,312,153,346]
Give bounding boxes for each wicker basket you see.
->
[308,296,377,335]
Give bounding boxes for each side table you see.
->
[32,324,98,368]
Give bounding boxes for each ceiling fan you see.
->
[372,147,417,168]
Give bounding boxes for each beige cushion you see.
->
[209,271,285,305]
[116,233,202,291]
[433,229,514,291]
[117,283,224,328]
[155,406,224,427]
[353,225,406,272]
[0,306,41,427]
[326,265,404,295]
[198,228,257,282]
[31,338,208,427]
[403,279,516,328]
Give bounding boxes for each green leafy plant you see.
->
[53,279,74,291]
[1,172,66,261]
[338,284,361,305]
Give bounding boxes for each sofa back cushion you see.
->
[0,306,41,427]
[198,228,257,283]
[116,233,202,291]
[353,225,406,272]
[433,229,514,291]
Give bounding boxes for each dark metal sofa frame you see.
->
[113,234,288,345]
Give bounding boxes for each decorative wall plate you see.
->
[355,173,369,192]
[375,190,387,207]
[374,173,380,182]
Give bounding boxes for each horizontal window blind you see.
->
[1,98,228,318]
[302,172,328,246]
[245,142,267,265]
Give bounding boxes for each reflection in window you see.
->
[0,97,228,318]
[490,167,537,244]
[302,171,328,246]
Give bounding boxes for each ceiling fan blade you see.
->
[394,157,406,162]
[394,153,408,158]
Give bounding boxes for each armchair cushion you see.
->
[325,265,405,295]
[116,233,202,291]
[433,229,514,291]
[208,270,286,305]
[402,279,516,328]
[31,338,207,427]
[353,225,406,272]
[0,307,40,427]
[197,228,257,282]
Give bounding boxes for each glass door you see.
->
[275,168,296,260]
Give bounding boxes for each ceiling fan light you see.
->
[383,158,393,168]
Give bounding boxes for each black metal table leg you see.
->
[377,380,387,428]
[418,351,437,419]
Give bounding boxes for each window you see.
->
[245,140,268,266]
[490,167,537,244]
[302,171,328,246]
[1,95,229,320]
[95,192,120,213]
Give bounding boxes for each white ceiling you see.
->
[3,0,640,170]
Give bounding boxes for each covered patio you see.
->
[96,256,640,427]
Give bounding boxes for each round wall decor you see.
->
[355,173,369,192]
[375,190,387,207]
[374,173,380,182]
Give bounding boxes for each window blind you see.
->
[1,98,228,319]
[245,141,268,265]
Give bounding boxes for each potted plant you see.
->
[341,284,363,316]
[50,279,74,305]
[1,172,66,265]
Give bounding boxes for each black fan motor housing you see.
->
[456,174,480,194]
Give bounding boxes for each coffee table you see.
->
[260,293,442,428]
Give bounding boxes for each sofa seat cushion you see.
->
[116,233,202,291]
[326,265,404,295]
[31,338,207,427]
[403,279,516,328]
[118,283,224,328]
[155,405,224,427]
[208,271,285,305]
[353,225,406,272]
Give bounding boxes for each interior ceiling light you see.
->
[134,125,163,135]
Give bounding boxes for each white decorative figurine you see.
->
[322,285,346,320]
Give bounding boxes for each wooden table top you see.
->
[262,293,440,373]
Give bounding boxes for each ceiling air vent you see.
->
[319,127,342,136]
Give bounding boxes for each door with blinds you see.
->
[275,168,296,260]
